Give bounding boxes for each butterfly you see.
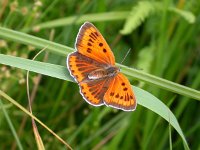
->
[67,22,137,111]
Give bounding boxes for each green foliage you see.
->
[120,1,195,34]
[0,99,23,150]
[0,53,195,149]
[0,0,200,149]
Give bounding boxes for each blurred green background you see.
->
[0,0,200,149]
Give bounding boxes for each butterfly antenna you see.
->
[120,48,131,64]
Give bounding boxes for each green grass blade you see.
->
[0,54,70,81]
[20,7,195,33]
[0,99,23,150]
[0,91,72,149]
[0,27,73,56]
[0,27,199,100]
[27,11,129,31]
[169,7,195,23]
[0,54,189,149]
[119,64,200,101]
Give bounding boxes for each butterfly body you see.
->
[67,22,137,111]
[88,66,119,80]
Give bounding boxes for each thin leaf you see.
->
[0,99,23,150]
[29,11,129,32]
[0,54,189,149]
[0,90,73,150]
[0,28,199,100]
[169,7,195,23]
[26,49,47,150]
[0,27,73,56]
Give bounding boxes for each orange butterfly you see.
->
[67,22,137,111]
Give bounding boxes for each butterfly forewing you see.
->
[75,22,115,65]
[68,52,106,83]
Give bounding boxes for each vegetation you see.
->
[0,0,199,149]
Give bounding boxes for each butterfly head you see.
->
[106,66,120,77]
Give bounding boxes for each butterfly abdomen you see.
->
[88,66,119,80]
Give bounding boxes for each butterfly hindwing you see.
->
[79,78,113,106]
[103,73,137,111]
[75,22,115,65]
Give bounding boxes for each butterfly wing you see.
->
[67,52,105,83]
[79,78,113,106]
[103,73,137,111]
[75,22,115,65]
